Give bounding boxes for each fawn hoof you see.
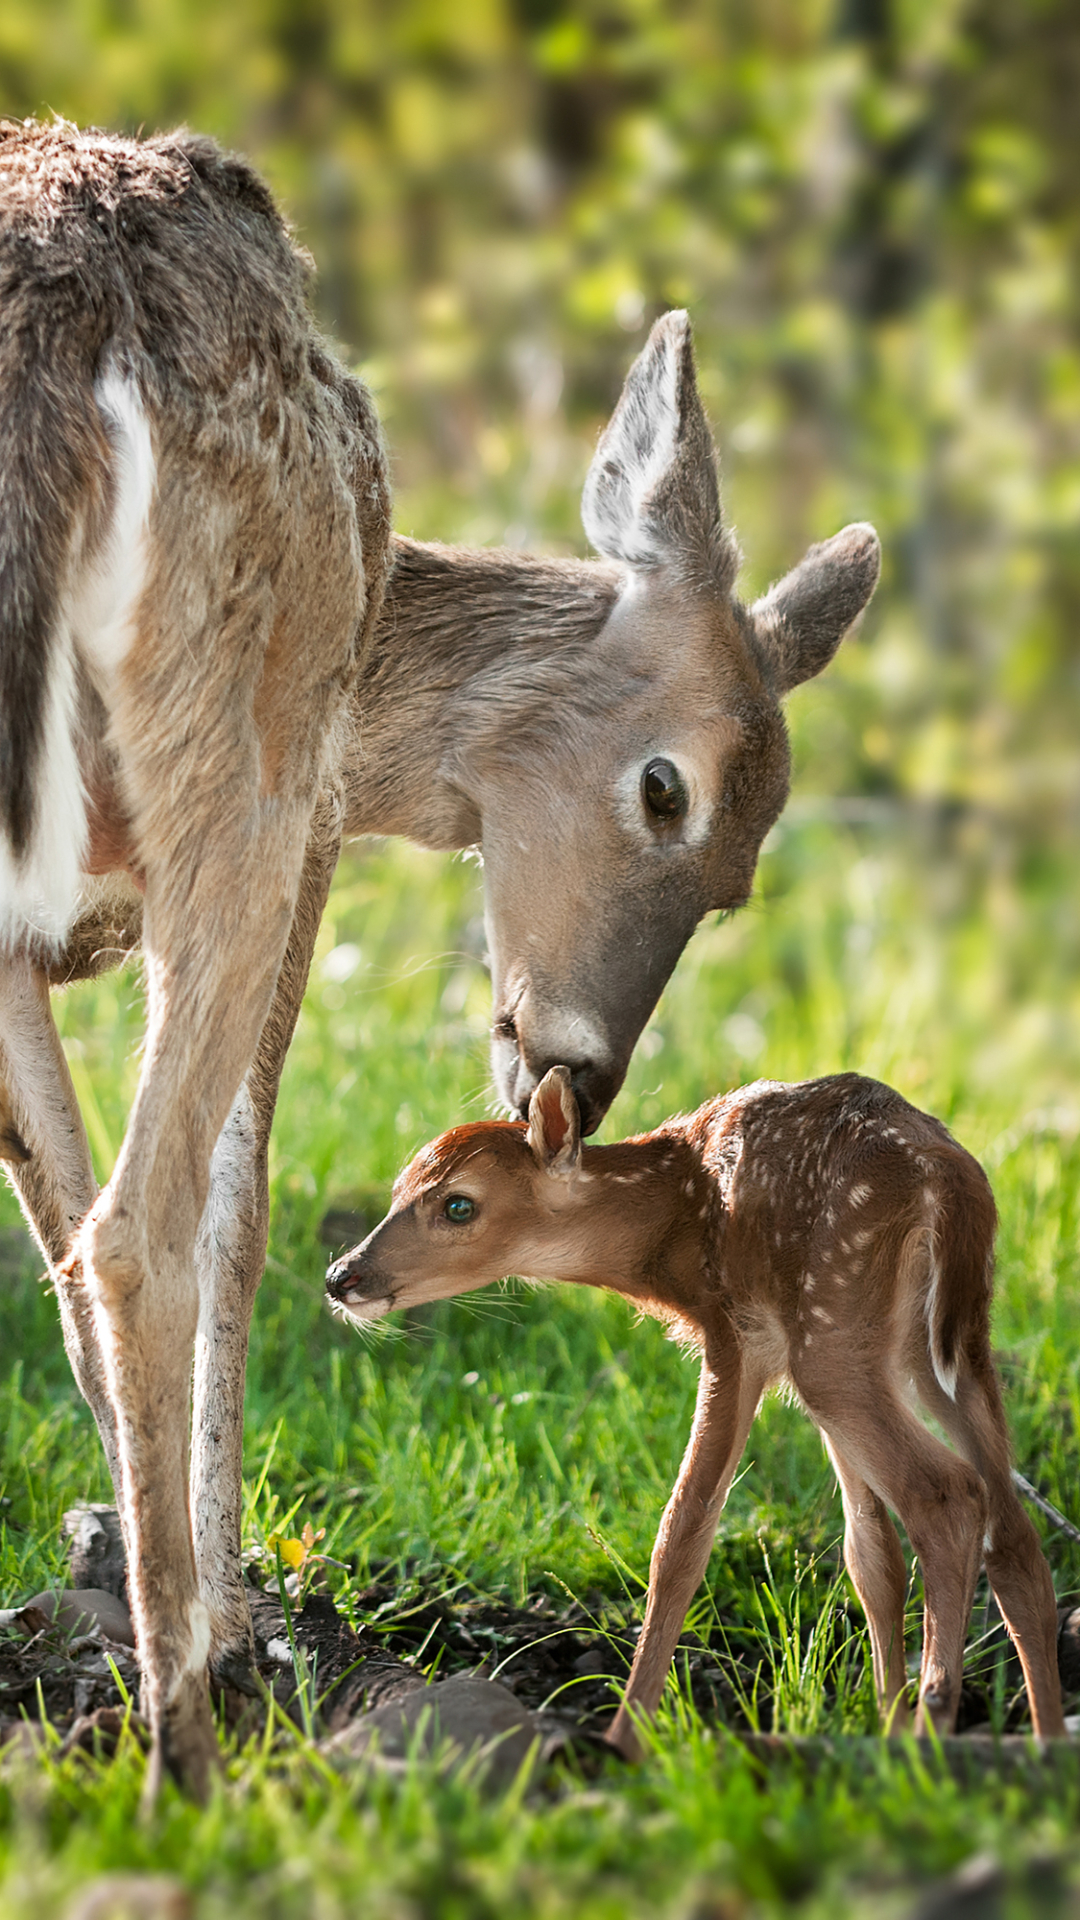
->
[144,1674,220,1807]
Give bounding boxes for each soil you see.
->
[2,1532,1077,1755]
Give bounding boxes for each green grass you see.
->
[2,810,1080,1916]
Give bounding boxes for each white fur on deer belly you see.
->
[0,370,155,953]
[0,623,85,949]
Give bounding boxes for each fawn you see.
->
[327,1067,1066,1756]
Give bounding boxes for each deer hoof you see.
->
[210,1643,262,1698]
[145,1675,220,1807]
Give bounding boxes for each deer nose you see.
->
[491,994,621,1134]
[511,1054,620,1137]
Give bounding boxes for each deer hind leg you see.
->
[190,800,342,1691]
[823,1436,909,1731]
[0,959,121,1500]
[608,1334,762,1761]
[915,1360,1065,1738]
[809,1382,986,1735]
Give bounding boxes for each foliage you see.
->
[0,1,1078,1912]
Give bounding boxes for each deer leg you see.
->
[916,1362,1065,1738]
[813,1386,986,1735]
[72,799,312,1803]
[191,803,342,1690]
[0,959,121,1502]
[608,1336,762,1761]
[823,1436,909,1731]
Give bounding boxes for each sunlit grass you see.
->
[1,816,1079,1913]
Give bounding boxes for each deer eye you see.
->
[642,758,688,822]
[443,1194,476,1223]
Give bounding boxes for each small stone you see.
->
[323,1673,545,1791]
[63,1874,190,1920]
[571,1647,608,1677]
[15,1588,135,1648]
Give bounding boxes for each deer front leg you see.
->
[0,960,121,1502]
[75,808,312,1803]
[191,807,342,1691]
[608,1335,761,1761]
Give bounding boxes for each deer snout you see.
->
[325,1246,395,1320]
[494,1026,619,1136]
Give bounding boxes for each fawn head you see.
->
[326,1067,588,1321]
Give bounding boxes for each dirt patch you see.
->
[2,1527,1074,1752]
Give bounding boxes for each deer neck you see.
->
[342,535,620,847]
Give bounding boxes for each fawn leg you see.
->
[823,1436,909,1730]
[0,959,122,1503]
[917,1362,1065,1738]
[608,1335,762,1761]
[813,1384,986,1735]
[191,802,342,1689]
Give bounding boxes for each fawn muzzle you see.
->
[325,1247,395,1318]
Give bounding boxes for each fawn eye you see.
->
[443,1194,476,1223]
[642,759,688,822]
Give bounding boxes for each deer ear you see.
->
[751,523,881,694]
[581,311,735,585]
[526,1067,581,1175]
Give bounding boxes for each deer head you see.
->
[449,313,880,1131]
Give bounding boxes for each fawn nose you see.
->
[325,1245,388,1309]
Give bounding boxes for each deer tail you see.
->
[924,1149,998,1402]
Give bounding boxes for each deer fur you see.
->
[327,1069,1066,1756]
[0,120,392,1799]
[0,119,882,1795]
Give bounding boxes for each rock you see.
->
[572,1646,608,1677]
[60,1705,148,1761]
[323,1673,556,1790]
[907,1851,1004,1920]
[63,1874,190,1920]
[8,1588,135,1648]
[64,1505,128,1600]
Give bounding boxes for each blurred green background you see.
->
[3,11,1080,1906]
[1,0,1075,1099]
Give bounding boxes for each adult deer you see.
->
[327,1069,1066,1754]
[0,120,880,1795]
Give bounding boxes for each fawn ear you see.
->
[581,310,735,586]
[526,1067,581,1175]
[750,523,881,694]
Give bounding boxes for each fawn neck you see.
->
[569,1133,715,1326]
